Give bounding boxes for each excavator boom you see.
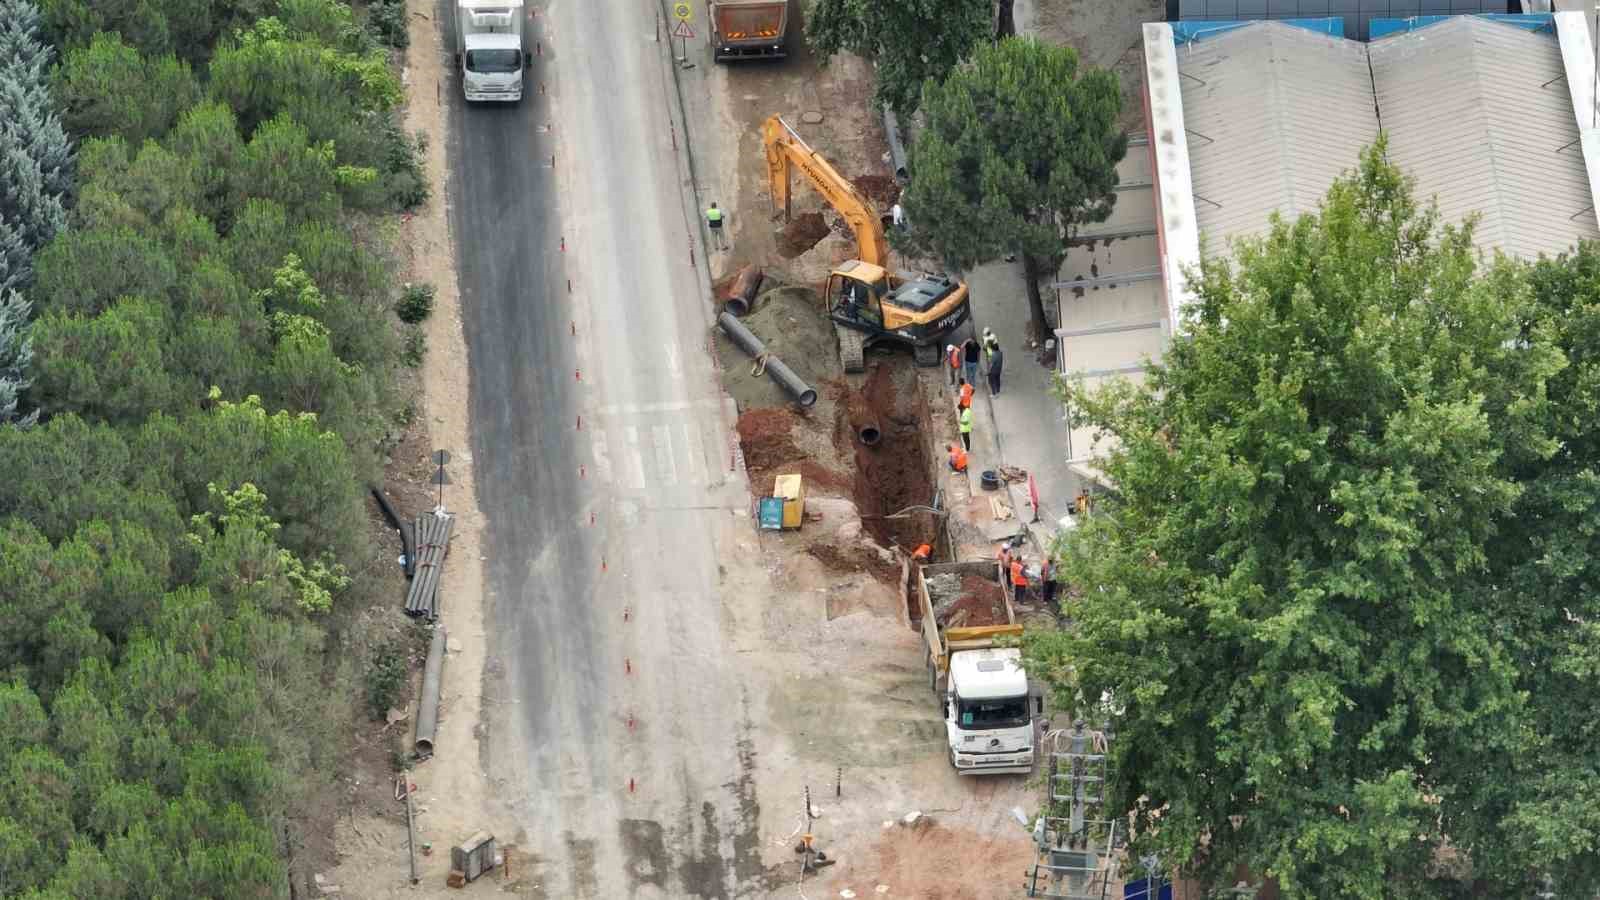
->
[762,114,890,268]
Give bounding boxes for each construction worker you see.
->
[958,405,973,451]
[1075,488,1093,517]
[947,443,967,472]
[945,344,960,386]
[1010,557,1028,604]
[912,543,932,560]
[705,202,728,250]
[986,343,1004,397]
[957,378,974,410]
[961,337,980,386]
[997,542,1011,573]
[1040,557,1058,608]
[981,327,999,358]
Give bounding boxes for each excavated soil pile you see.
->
[944,575,1007,628]
[805,542,899,585]
[848,364,938,552]
[923,572,1006,628]
[736,408,852,498]
[714,286,839,411]
[776,212,829,258]
[854,174,901,208]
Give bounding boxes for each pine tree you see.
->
[0,132,64,254]
[0,288,32,423]
[0,0,73,200]
[0,216,27,295]
[0,74,72,199]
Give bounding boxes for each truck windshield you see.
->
[957,696,1029,730]
[466,49,522,74]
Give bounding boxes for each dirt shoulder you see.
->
[325,2,515,895]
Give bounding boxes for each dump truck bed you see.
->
[710,0,788,61]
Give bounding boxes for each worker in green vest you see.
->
[958,405,973,451]
[705,202,728,250]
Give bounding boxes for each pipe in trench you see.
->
[716,312,818,407]
[414,625,447,758]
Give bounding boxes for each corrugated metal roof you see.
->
[1370,16,1600,258]
[1172,0,1519,42]
[1177,21,1380,257]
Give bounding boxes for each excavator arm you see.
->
[762,114,890,269]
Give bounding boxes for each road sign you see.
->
[672,19,695,39]
[673,1,692,20]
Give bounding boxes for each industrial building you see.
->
[1057,9,1600,475]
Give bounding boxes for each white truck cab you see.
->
[945,647,1038,774]
[456,0,527,102]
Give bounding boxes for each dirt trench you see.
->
[843,362,939,554]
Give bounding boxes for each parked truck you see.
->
[917,560,1042,775]
[455,0,528,103]
[710,0,789,62]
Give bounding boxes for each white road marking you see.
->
[624,426,647,491]
[664,344,683,380]
[651,423,677,484]
[594,398,724,416]
[680,423,705,484]
[590,427,614,483]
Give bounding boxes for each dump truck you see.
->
[455,0,528,102]
[710,0,789,61]
[918,560,1041,775]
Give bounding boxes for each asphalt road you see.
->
[444,0,758,896]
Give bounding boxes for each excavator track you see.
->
[836,324,866,373]
[912,342,940,368]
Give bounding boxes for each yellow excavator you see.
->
[762,114,970,373]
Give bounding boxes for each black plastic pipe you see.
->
[717,312,818,407]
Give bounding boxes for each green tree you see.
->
[1029,145,1581,896]
[30,296,178,423]
[30,224,178,316]
[899,36,1125,339]
[805,0,991,115]
[52,35,199,144]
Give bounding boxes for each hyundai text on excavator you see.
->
[762,115,970,372]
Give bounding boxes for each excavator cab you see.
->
[828,262,888,330]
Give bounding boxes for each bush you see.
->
[367,0,409,49]
[364,643,407,721]
[402,327,425,367]
[395,281,433,323]
[383,126,428,211]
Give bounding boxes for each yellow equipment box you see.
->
[773,474,805,530]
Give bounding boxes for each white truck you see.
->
[455,0,528,103]
[918,560,1042,775]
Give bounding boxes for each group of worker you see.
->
[998,538,1057,609]
[944,329,1005,470]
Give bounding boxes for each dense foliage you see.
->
[898,36,1125,339]
[0,0,73,421]
[804,0,991,115]
[0,0,422,895]
[1029,143,1600,896]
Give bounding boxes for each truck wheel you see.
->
[913,342,940,368]
[836,325,865,373]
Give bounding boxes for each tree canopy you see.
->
[0,0,427,894]
[804,0,991,115]
[1028,142,1600,897]
[898,36,1125,339]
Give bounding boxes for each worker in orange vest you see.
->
[945,344,960,386]
[912,543,932,560]
[957,379,974,410]
[947,443,968,472]
[1010,558,1028,603]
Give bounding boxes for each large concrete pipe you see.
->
[717,312,819,407]
[883,108,909,182]
[414,625,446,759]
[724,265,764,317]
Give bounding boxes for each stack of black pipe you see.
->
[404,511,453,619]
